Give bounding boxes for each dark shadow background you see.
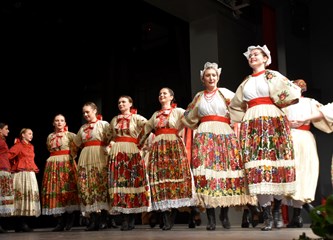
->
[1,0,192,228]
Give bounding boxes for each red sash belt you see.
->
[296,125,310,131]
[50,150,70,156]
[248,97,274,108]
[84,140,106,147]
[115,136,138,144]
[201,115,230,124]
[155,128,178,136]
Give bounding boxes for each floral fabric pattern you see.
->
[240,114,296,195]
[77,165,109,212]
[41,159,80,215]
[109,152,150,213]
[148,138,194,210]
[0,171,14,216]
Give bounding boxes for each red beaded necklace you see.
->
[204,88,218,102]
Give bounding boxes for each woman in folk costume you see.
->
[229,45,301,231]
[73,102,111,231]
[108,95,150,231]
[283,80,333,228]
[318,102,333,191]
[41,114,80,231]
[138,87,196,230]
[8,128,41,232]
[319,102,333,125]
[0,122,14,233]
[181,62,258,231]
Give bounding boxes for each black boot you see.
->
[99,210,108,230]
[65,212,76,231]
[128,214,135,230]
[15,217,33,232]
[287,207,303,228]
[247,203,261,227]
[219,207,231,229]
[162,211,172,230]
[303,203,314,213]
[52,214,65,232]
[0,218,7,233]
[85,212,100,231]
[120,214,130,231]
[272,199,283,229]
[149,211,158,228]
[170,209,177,229]
[261,206,273,231]
[108,215,118,228]
[241,209,250,228]
[188,207,200,228]
[0,224,7,233]
[206,208,216,231]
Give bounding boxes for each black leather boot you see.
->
[0,218,7,233]
[107,215,118,228]
[85,212,99,231]
[206,208,216,231]
[261,206,273,231]
[0,224,7,233]
[120,214,130,231]
[128,214,135,230]
[273,199,283,229]
[247,203,261,227]
[241,209,250,228]
[219,207,231,229]
[303,203,314,213]
[15,217,33,232]
[148,211,158,228]
[162,211,172,230]
[65,212,76,231]
[287,207,303,228]
[188,207,200,228]
[52,214,65,232]
[99,210,108,230]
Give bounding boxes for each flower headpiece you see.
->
[200,62,221,79]
[243,45,271,66]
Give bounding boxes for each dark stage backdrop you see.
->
[2,0,192,228]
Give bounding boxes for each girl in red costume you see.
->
[8,128,41,232]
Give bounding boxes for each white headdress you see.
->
[243,44,271,66]
[200,62,222,79]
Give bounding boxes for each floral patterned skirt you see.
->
[240,104,296,196]
[192,121,257,208]
[147,134,196,211]
[108,142,150,214]
[12,171,41,217]
[41,155,80,215]
[0,170,14,216]
[77,146,109,213]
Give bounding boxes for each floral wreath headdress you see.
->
[200,62,222,80]
[243,44,271,66]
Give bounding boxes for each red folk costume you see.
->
[8,139,41,217]
[0,137,14,216]
[138,106,197,211]
[108,112,150,214]
[182,88,257,208]
[73,118,111,213]
[41,128,80,215]
[229,69,301,196]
